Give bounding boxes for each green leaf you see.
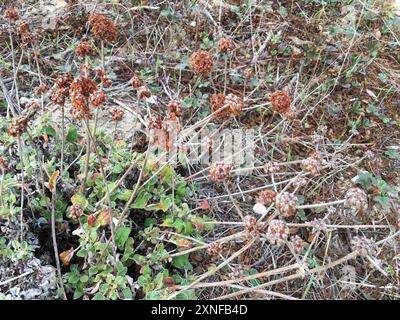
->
[115,227,131,249]
[172,254,192,270]
[44,125,56,137]
[66,126,78,144]
[132,191,152,209]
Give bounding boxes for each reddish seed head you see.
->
[189,50,213,75]
[167,100,184,120]
[130,74,143,89]
[209,162,231,182]
[136,86,151,99]
[8,116,29,137]
[4,8,19,21]
[217,38,235,54]
[210,94,230,121]
[75,41,97,58]
[88,14,118,43]
[256,189,277,206]
[111,109,124,122]
[270,90,292,114]
[89,90,106,107]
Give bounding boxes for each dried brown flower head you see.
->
[270,90,292,114]
[345,188,368,213]
[111,109,124,122]
[101,76,112,88]
[290,235,305,253]
[18,21,32,45]
[147,116,163,130]
[217,38,235,54]
[89,90,106,107]
[88,14,118,43]
[0,157,8,170]
[51,87,69,105]
[70,77,97,97]
[210,93,230,121]
[266,219,289,246]
[244,215,261,235]
[130,74,143,89]
[8,116,29,137]
[75,41,97,58]
[167,100,183,120]
[302,152,323,176]
[35,84,48,96]
[209,162,231,181]
[55,73,73,89]
[69,205,83,221]
[136,86,151,99]
[70,92,92,120]
[350,236,377,256]
[256,189,277,206]
[275,192,297,218]
[224,93,243,116]
[189,50,213,75]
[264,161,280,173]
[4,8,19,21]
[207,242,223,257]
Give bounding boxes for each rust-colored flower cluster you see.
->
[95,68,112,88]
[275,192,298,218]
[35,83,48,96]
[51,73,73,105]
[88,14,118,43]
[189,50,213,75]
[0,157,8,170]
[70,77,100,120]
[130,74,143,89]
[207,242,223,257]
[8,116,29,137]
[244,215,261,236]
[18,21,32,45]
[302,152,323,176]
[136,86,151,99]
[266,219,290,246]
[4,8,19,21]
[111,109,124,122]
[209,162,231,182]
[270,90,292,114]
[210,93,243,121]
[147,115,163,130]
[256,189,277,206]
[89,90,106,107]
[217,38,235,54]
[75,41,97,58]
[167,100,184,120]
[68,205,83,221]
